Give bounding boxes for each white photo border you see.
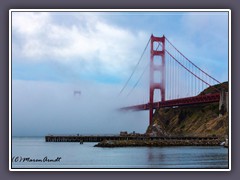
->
[9,9,231,171]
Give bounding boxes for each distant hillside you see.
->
[146,82,229,138]
[200,81,228,95]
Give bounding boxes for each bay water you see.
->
[12,137,228,169]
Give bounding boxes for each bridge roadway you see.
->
[120,93,220,111]
[45,135,220,142]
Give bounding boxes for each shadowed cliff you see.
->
[146,82,229,138]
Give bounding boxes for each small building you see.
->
[120,131,128,136]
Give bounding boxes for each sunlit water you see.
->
[12,137,228,169]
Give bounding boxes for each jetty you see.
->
[45,135,222,147]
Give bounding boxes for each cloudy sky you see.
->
[11,10,229,136]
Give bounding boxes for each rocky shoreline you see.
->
[94,139,222,147]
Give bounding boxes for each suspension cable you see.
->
[126,62,150,97]
[118,37,151,96]
[165,49,220,93]
[165,37,221,84]
[126,38,162,97]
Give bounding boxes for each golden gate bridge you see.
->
[118,34,228,126]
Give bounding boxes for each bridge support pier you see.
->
[219,89,228,116]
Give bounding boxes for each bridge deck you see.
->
[120,93,220,111]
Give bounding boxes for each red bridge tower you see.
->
[149,35,166,125]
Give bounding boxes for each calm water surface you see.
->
[12,137,228,169]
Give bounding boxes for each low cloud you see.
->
[12,80,149,136]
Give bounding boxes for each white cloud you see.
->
[12,12,148,76]
[13,12,50,35]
